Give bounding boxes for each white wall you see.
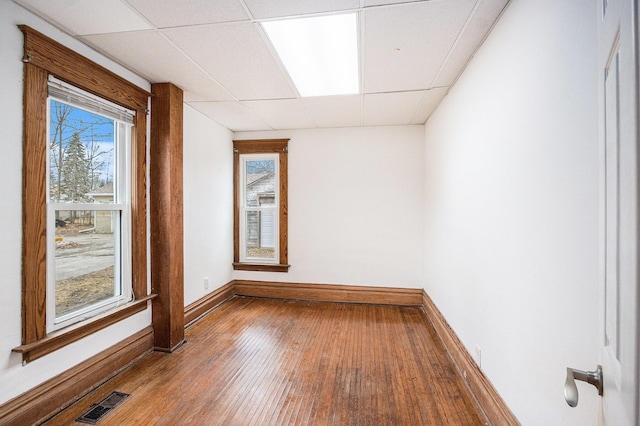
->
[0,1,152,405]
[233,126,425,288]
[183,104,234,305]
[423,0,599,424]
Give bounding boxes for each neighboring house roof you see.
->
[247,173,274,186]
[86,182,114,199]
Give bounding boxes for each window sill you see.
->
[12,294,156,363]
[233,263,290,272]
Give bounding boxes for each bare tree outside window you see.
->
[50,100,115,205]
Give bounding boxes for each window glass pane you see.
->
[54,210,119,318]
[49,99,115,203]
[245,210,275,260]
[245,159,276,207]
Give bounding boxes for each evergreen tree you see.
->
[61,132,90,202]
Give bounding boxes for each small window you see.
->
[233,139,289,272]
[47,80,134,331]
[240,154,279,263]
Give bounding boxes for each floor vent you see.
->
[76,391,130,424]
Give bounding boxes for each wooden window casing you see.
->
[233,139,290,272]
[13,26,153,363]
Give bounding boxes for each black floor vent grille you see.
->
[76,391,130,424]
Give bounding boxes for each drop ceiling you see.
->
[12,0,509,132]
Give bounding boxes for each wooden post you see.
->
[150,83,185,352]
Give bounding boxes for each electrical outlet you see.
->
[204,276,209,290]
[475,345,482,368]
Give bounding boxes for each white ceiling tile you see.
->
[363,0,429,6]
[81,31,234,101]
[188,101,272,132]
[243,0,360,20]
[302,96,362,128]
[163,22,296,101]
[14,0,507,131]
[243,100,316,130]
[411,87,448,124]
[14,0,152,35]
[363,91,426,126]
[433,0,510,87]
[126,0,249,28]
[363,0,475,93]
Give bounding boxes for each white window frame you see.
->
[239,153,280,264]
[45,94,133,333]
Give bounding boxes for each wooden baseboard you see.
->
[421,291,520,425]
[184,281,235,328]
[233,280,423,306]
[0,326,153,426]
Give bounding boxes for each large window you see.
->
[233,139,289,272]
[47,80,133,332]
[15,26,151,363]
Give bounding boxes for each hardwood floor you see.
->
[44,297,483,425]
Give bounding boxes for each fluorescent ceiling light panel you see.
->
[262,13,359,97]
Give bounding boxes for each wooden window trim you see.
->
[14,25,152,363]
[233,139,290,272]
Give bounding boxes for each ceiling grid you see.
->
[13,0,510,131]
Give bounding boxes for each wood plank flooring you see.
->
[44,297,483,425]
